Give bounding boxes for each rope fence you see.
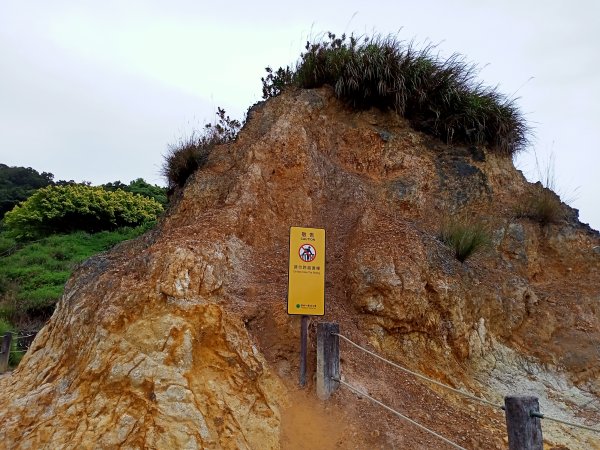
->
[531,412,600,434]
[333,331,600,434]
[315,323,600,450]
[5,333,36,340]
[334,377,467,449]
[333,332,504,410]
[1,332,38,373]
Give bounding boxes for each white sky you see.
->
[0,1,598,230]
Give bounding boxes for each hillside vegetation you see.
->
[0,166,167,354]
[0,226,152,326]
[0,164,54,219]
[4,185,163,239]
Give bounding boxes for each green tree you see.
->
[3,185,163,238]
[100,180,127,191]
[102,178,167,206]
[0,164,54,220]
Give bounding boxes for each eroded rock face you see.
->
[1,87,599,449]
[0,240,285,449]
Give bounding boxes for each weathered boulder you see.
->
[0,238,285,449]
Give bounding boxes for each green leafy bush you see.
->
[441,218,491,262]
[162,107,242,190]
[261,66,294,99]
[263,32,528,156]
[3,185,163,238]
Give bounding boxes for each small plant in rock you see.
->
[515,152,570,225]
[162,108,242,190]
[517,184,565,225]
[261,66,294,100]
[440,218,491,262]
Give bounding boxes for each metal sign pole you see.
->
[299,315,309,387]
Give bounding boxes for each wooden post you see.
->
[0,333,12,373]
[316,322,340,400]
[504,396,543,450]
[299,315,309,387]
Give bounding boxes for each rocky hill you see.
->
[0,87,599,449]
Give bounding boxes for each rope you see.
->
[531,412,600,434]
[13,334,35,340]
[2,331,37,337]
[334,377,467,450]
[333,332,504,410]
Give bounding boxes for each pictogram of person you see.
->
[300,244,315,262]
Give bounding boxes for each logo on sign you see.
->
[299,244,316,262]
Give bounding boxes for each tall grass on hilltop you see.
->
[162,108,242,190]
[263,32,529,156]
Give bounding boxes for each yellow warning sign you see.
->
[287,227,325,315]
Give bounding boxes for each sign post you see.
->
[287,226,325,387]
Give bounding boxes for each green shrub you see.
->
[162,108,242,190]
[3,185,163,238]
[441,218,491,262]
[0,317,14,338]
[264,32,528,156]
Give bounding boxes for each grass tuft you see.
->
[517,184,565,225]
[440,218,491,262]
[516,152,569,225]
[162,108,241,190]
[263,32,529,156]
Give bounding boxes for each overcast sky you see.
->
[1,1,598,230]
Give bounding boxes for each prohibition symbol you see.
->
[299,244,316,262]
